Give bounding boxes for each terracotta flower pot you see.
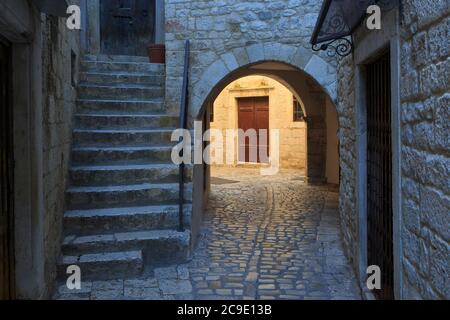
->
[147,44,165,64]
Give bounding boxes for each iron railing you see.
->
[178,40,190,232]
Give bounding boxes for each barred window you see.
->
[293,96,305,122]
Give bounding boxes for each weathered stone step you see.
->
[75,114,178,130]
[69,164,192,186]
[64,205,192,236]
[83,54,149,63]
[66,183,193,210]
[71,146,173,166]
[80,72,165,87]
[73,129,174,147]
[78,84,164,100]
[62,230,190,265]
[59,250,143,281]
[77,99,164,114]
[81,60,164,74]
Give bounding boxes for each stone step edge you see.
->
[78,83,163,90]
[64,204,193,219]
[60,250,143,265]
[63,229,191,247]
[66,182,193,193]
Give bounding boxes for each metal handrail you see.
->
[178,40,190,232]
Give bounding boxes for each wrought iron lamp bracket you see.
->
[312,37,353,58]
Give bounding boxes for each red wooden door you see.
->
[237,97,269,163]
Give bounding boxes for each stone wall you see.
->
[164,0,336,116]
[399,1,449,299]
[337,2,449,299]
[41,10,80,296]
[211,75,307,170]
[336,55,358,270]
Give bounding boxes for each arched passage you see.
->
[189,54,341,246]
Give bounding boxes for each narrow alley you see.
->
[55,169,361,300]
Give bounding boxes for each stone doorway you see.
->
[100,0,156,56]
[366,51,394,300]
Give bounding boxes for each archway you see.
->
[182,56,361,299]
[189,57,341,246]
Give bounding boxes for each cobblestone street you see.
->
[55,168,361,300]
[185,168,361,300]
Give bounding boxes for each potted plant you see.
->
[147,43,165,64]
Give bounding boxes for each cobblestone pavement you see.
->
[55,168,361,300]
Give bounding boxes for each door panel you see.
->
[366,52,394,300]
[254,97,269,163]
[0,40,14,300]
[237,97,269,163]
[100,0,155,56]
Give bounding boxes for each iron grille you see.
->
[366,51,394,300]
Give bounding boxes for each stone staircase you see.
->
[59,55,192,281]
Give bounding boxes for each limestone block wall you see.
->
[164,0,336,116]
[337,3,449,299]
[41,11,80,295]
[211,76,307,170]
[399,1,449,299]
[336,55,358,270]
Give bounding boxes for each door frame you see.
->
[83,0,165,55]
[99,0,156,56]
[354,8,403,299]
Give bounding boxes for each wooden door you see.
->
[0,39,14,300]
[366,52,394,300]
[238,97,269,163]
[100,0,155,56]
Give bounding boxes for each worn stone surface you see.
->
[54,169,361,300]
[187,169,361,300]
[399,2,450,299]
[337,3,450,300]
[164,0,337,116]
[41,5,81,297]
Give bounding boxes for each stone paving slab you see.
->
[53,169,361,300]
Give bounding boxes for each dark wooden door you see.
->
[100,0,155,56]
[0,39,14,300]
[238,97,269,163]
[366,52,394,300]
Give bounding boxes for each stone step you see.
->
[62,230,191,265]
[80,72,165,87]
[69,163,192,186]
[64,205,192,236]
[66,183,193,210]
[78,84,164,101]
[73,129,174,147]
[75,113,178,130]
[81,60,164,74]
[71,146,173,166]
[83,54,149,63]
[77,99,164,114]
[58,250,143,281]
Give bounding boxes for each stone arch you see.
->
[189,44,341,247]
[190,43,337,120]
